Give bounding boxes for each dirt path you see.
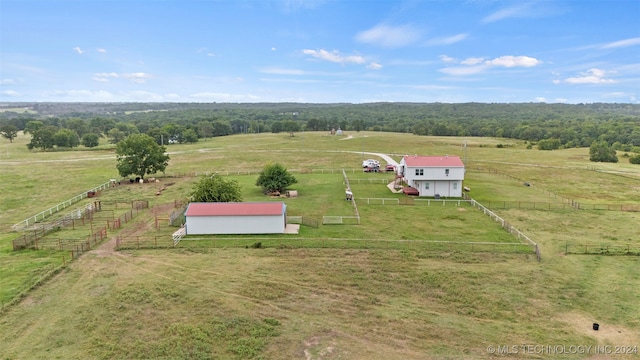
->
[93,202,177,257]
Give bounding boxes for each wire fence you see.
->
[466,167,640,212]
[358,198,471,206]
[341,169,361,224]
[114,235,536,254]
[286,216,319,228]
[11,180,116,231]
[12,200,149,251]
[564,243,640,256]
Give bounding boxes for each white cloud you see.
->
[302,49,366,65]
[482,3,536,23]
[534,97,546,102]
[439,65,488,76]
[439,55,541,76]
[0,79,17,85]
[600,37,640,49]
[426,33,468,46]
[120,91,164,101]
[461,57,485,65]
[555,98,568,103]
[73,47,84,55]
[189,92,261,102]
[602,92,627,98]
[48,89,114,101]
[1,90,20,97]
[97,48,107,53]
[439,55,457,63]
[271,47,277,51]
[122,72,153,83]
[564,68,616,84]
[367,62,383,70]
[92,72,152,83]
[164,93,181,101]
[484,56,541,67]
[92,72,119,82]
[355,24,421,48]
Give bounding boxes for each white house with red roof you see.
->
[184,202,287,235]
[398,155,465,197]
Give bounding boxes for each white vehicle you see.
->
[362,159,380,168]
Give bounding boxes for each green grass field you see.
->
[1,131,639,359]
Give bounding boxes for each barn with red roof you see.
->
[184,202,287,235]
[398,155,465,197]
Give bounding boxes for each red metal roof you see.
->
[185,202,286,217]
[402,155,464,167]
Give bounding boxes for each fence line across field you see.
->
[564,243,640,256]
[115,235,536,254]
[358,198,471,206]
[12,180,114,231]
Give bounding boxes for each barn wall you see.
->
[186,214,285,235]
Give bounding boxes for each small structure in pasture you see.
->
[184,202,287,235]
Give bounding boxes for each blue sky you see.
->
[1,0,639,104]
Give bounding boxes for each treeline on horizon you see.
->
[1,102,640,152]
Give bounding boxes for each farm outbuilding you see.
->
[184,202,287,235]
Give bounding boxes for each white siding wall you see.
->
[412,180,463,197]
[186,215,285,235]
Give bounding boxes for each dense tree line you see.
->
[2,103,639,158]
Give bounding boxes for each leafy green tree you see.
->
[108,128,127,144]
[197,121,214,140]
[24,120,44,135]
[82,133,100,148]
[537,138,561,150]
[181,129,199,143]
[255,163,297,194]
[589,140,618,163]
[116,134,170,179]
[0,124,19,142]
[629,154,640,165]
[282,120,300,137]
[116,122,139,136]
[53,128,80,148]
[65,118,89,138]
[305,118,326,131]
[271,121,283,133]
[212,121,232,137]
[352,119,365,132]
[89,117,116,135]
[27,126,57,151]
[190,175,242,202]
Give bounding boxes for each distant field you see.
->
[1,131,639,359]
[0,107,37,114]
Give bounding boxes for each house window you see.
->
[445,169,450,176]
[425,182,430,190]
[453,182,457,190]
[415,169,424,176]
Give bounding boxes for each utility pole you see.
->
[464,140,468,164]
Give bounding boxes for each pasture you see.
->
[0,131,639,359]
